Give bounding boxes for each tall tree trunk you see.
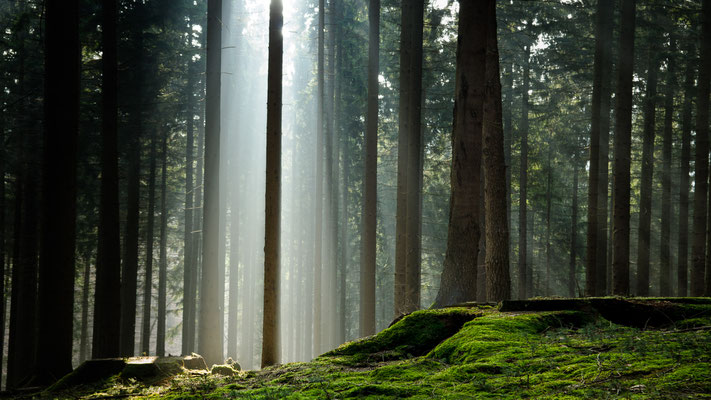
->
[156,131,169,357]
[360,0,379,338]
[182,66,196,357]
[141,131,158,355]
[503,64,513,265]
[262,0,283,368]
[612,0,636,296]
[545,147,552,296]
[35,0,80,383]
[79,254,91,363]
[518,44,530,299]
[0,108,5,388]
[586,0,613,297]
[313,0,325,356]
[570,162,579,297]
[227,186,239,359]
[660,33,676,297]
[199,0,223,366]
[483,0,511,302]
[692,0,711,297]
[432,1,486,308]
[678,43,695,297]
[636,27,660,297]
[94,0,121,359]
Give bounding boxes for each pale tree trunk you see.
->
[360,0,379,337]
[677,42,695,297]
[262,0,283,368]
[313,0,325,356]
[227,185,239,359]
[612,0,636,296]
[432,1,486,308]
[156,131,169,357]
[660,33,676,296]
[141,131,157,355]
[182,67,196,357]
[198,0,223,366]
[483,0,511,302]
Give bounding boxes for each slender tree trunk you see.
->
[35,0,80,382]
[360,0,379,338]
[570,162,579,297]
[156,131,169,357]
[262,0,283,368]
[692,0,711,297]
[432,1,486,307]
[586,0,613,297]
[141,131,157,355]
[612,0,636,296]
[94,0,121,359]
[546,147,552,296]
[660,34,676,297]
[199,0,223,366]
[678,43,695,297]
[314,0,325,356]
[182,67,196,357]
[0,110,5,388]
[79,255,91,363]
[503,64,513,265]
[227,186,239,359]
[483,0,511,301]
[636,28,660,297]
[518,45,530,299]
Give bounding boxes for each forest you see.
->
[0,0,711,398]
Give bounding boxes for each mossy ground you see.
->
[13,299,711,399]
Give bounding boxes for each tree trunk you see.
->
[660,33,676,297]
[636,27,660,297]
[262,0,283,368]
[678,43,695,297]
[546,147,552,297]
[94,0,121,359]
[432,1,486,308]
[35,0,80,383]
[227,186,239,359]
[503,64,513,265]
[198,0,223,366]
[570,162,579,297]
[156,131,169,357]
[0,105,5,388]
[313,0,325,356]
[483,0,511,302]
[360,0,379,338]
[141,131,157,355]
[612,0,636,296]
[79,254,91,363]
[518,44,530,299]
[182,63,196,357]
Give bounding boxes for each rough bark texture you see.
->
[692,0,711,297]
[35,0,80,383]
[93,0,121,360]
[483,0,511,302]
[141,131,157,355]
[678,44,695,297]
[612,0,636,296]
[360,0,379,338]
[198,0,223,367]
[660,34,675,297]
[636,28,660,297]
[262,0,283,368]
[156,132,168,357]
[518,45,530,300]
[432,1,486,308]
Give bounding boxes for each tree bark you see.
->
[262,0,283,368]
[660,33,676,297]
[483,0,511,302]
[432,1,486,308]
[182,58,196,358]
[677,42,695,297]
[313,0,325,356]
[156,131,169,357]
[79,255,91,363]
[518,44,530,299]
[198,0,223,366]
[141,130,157,355]
[570,162,579,297]
[612,0,636,296]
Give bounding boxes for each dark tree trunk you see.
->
[141,131,158,355]
[156,131,168,357]
[360,0,379,338]
[483,0,511,302]
[198,0,223,367]
[34,0,80,383]
[79,254,91,363]
[518,45,531,299]
[262,0,283,368]
[0,109,5,388]
[660,34,676,297]
[93,0,121,359]
[612,0,636,296]
[570,162,579,297]
[677,43,695,297]
[432,1,486,307]
[546,148,552,297]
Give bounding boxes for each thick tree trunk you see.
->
[156,132,169,357]
[35,0,80,383]
[141,131,157,355]
[483,0,511,302]
[612,0,636,296]
[660,34,676,297]
[94,0,121,359]
[636,28,660,297]
[518,45,530,299]
[677,43,695,297]
[360,0,379,338]
[432,1,486,308]
[262,0,283,368]
[199,0,223,366]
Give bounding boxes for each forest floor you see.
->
[7,297,711,399]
